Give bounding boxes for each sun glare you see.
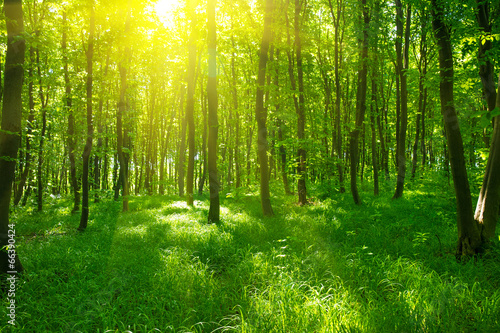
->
[154,0,181,28]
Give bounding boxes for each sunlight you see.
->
[154,0,181,28]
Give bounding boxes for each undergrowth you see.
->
[1,176,499,332]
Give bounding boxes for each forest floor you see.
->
[2,175,500,332]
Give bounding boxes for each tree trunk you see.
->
[474,0,499,241]
[63,9,79,213]
[371,79,379,196]
[0,0,26,276]
[412,16,428,179]
[94,54,109,203]
[186,0,197,206]
[295,0,307,205]
[178,86,187,197]
[476,0,496,113]
[231,28,241,189]
[393,2,411,199]
[207,0,220,222]
[273,50,292,195]
[78,4,95,231]
[432,0,481,256]
[36,44,49,212]
[331,0,346,193]
[198,87,207,195]
[475,76,500,240]
[14,47,35,206]
[255,0,275,216]
[117,66,129,211]
[349,0,369,205]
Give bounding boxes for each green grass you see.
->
[1,177,500,332]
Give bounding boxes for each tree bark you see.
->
[78,4,95,231]
[295,0,307,205]
[14,48,35,206]
[178,86,187,197]
[63,9,80,213]
[475,76,500,240]
[330,0,346,193]
[476,0,496,113]
[231,26,241,189]
[393,2,411,199]
[412,16,427,179]
[255,0,275,216]
[474,0,499,241]
[0,0,26,276]
[349,0,369,205]
[186,0,197,206]
[207,0,220,222]
[36,42,48,212]
[432,0,481,256]
[371,79,379,196]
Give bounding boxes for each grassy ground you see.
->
[1,176,500,332]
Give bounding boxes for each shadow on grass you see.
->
[8,185,500,332]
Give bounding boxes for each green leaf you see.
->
[480,116,491,128]
[491,107,500,118]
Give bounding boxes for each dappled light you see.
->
[0,0,499,331]
[7,184,500,331]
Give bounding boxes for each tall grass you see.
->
[1,177,499,332]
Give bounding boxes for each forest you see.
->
[0,0,499,331]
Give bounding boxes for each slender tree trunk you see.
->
[476,0,496,113]
[178,86,187,197]
[207,0,220,222]
[273,50,292,195]
[349,0,369,205]
[36,46,48,212]
[0,0,25,276]
[78,4,95,231]
[117,65,129,211]
[295,0,307,205]
[231,28,241,189]
[475,78,500,241]
[186,1,197,206]
[255,0,275,216]
[371,79,379,196]
[332,0,346,193]
[474,0,499,241]
[64,11,79,212]
[94,54,109,203]
[432,0,481,256]
[393,2,411,199]
[412,20,427,179]
[198,88,208,195]
[14,48,35,206]
[414,16,428,176]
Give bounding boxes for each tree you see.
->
[207,0,220,222]
[393,0,411,199]
[294,0,308,205]
[255,0,275,216]
[474,76,500,241]
[474,0,499,242]
[327,0,346,193]
[411,9,429,179]
[431,0,481,256]
[78,2,95,231]
[349,0,369,205]
[62,8,80,213]
[0,0,26,275]
[116,10,132,212]
[186,0,197,206]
